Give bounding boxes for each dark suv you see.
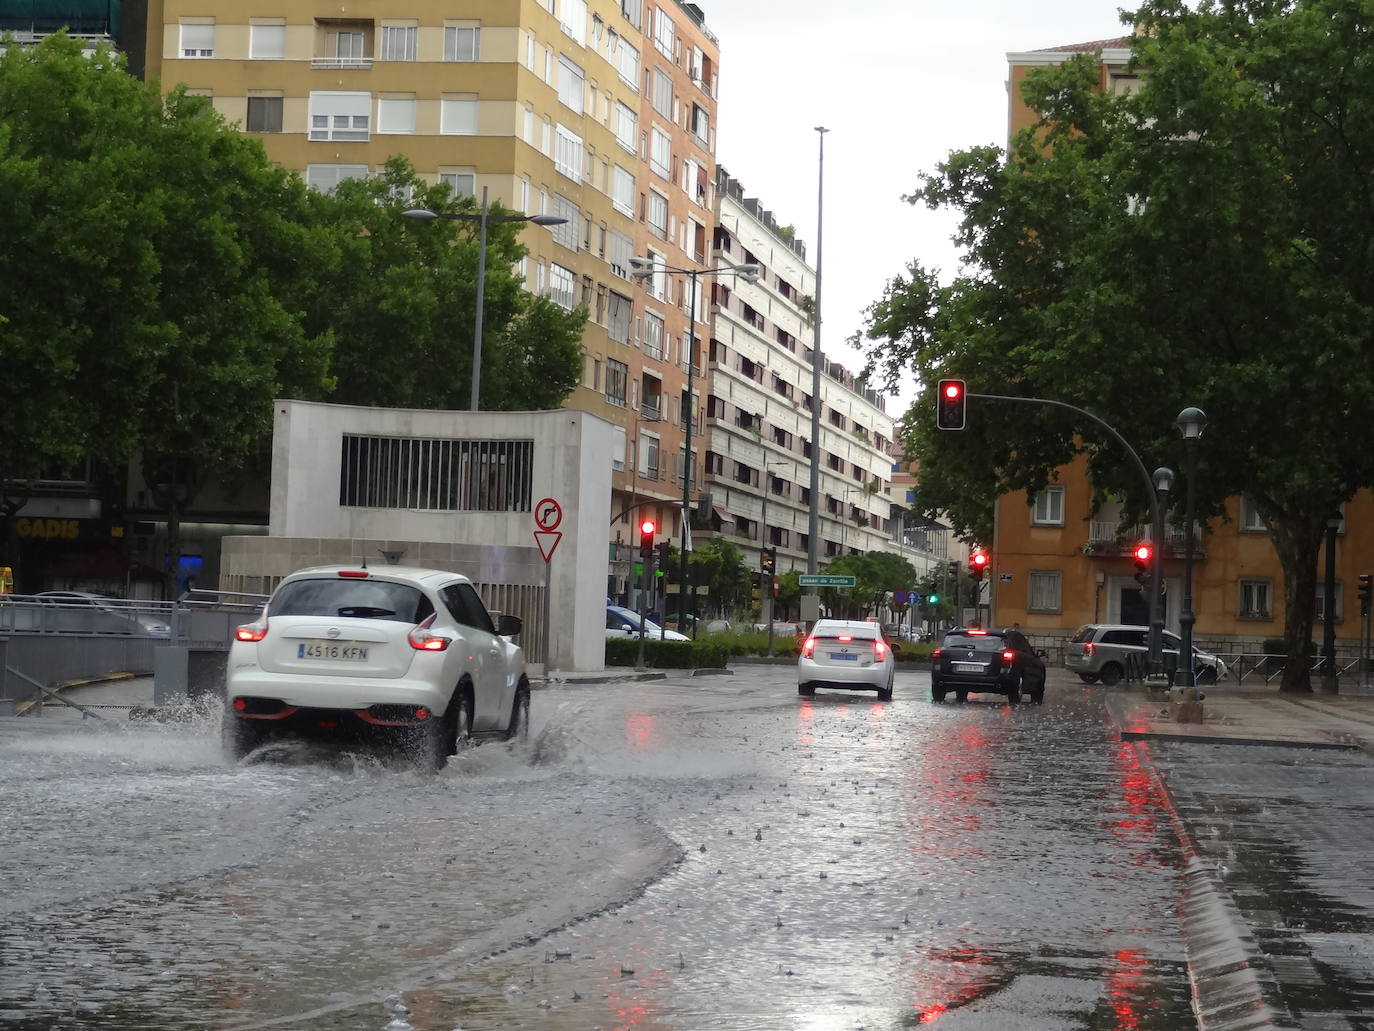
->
[931,627,1047,704]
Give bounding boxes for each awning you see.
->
[712,504,734,525]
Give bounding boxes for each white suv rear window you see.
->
[268,578,433,623]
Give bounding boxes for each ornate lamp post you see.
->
[403,189,566,410]
[1175,406,1208,687]
[1321,509,1343,694]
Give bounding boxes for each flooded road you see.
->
[0,668,1195,1029]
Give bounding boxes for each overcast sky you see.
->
[702,1,1130,410]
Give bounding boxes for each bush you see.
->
[605,637,729,669]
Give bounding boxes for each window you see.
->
[640,433,660,478]
[614,102,636,152]
[1028,571,1061,613]
[652,6,675,58]
[559,0,587,45]
[615,35,639,86]
[620,0,641,29]
[1031,486,1064,526]
[180,22,214,58]
[651,67,672,118]
[611,165,635,216]
[690,102,709,143]
[551,195,579,251]
[246,96,283,133]
[1240,495,1268,532]
[608,230,633,278]
[250,23,284,60]
[549,264,576,310]
[607,292,631,344]
[1239,579,1273,619]
[441,96,478,135]
[649,127,670,179]
[606,360,628,407]
[557,57,585,114]
[1316,581,1344,622]
[439,171,475,199]
[646,189,668,239]
[377,95,415,134]
[379,25,416,61]
[339,435,533,513]
[306,164,368,194]
[554,124,583,180]
[441,583,496,635]
[643,311,664,360]
[309,91,370,141]
[444,25,480,61]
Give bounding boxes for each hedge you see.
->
[605,637,730,669]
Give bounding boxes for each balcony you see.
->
[1084,521,1204,558]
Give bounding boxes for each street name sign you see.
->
[799,574,857,587]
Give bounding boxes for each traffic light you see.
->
[639,518,656,558]
[761,547,776,573]
[656,540,672,578]
[927,593,940,605]
[936,379,967,431]
[947,560,959,577]
[1360,573,1372,615]
[968,551,989,581]
[751,571,763,605]
[1132,542,1154,588]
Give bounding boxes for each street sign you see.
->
[534,497,563,532]
[799,574,856,587]
[999,573,1013,582]
[533,530,562,562]
[892,589,909,604]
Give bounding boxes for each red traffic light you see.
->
[1133,543,1153,567]
[936,378,967,430]
[968,551,989,580]
[943,382,963,400]
[971,552,988,568]
[640,518,656,535]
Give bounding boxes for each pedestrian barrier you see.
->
[1216,652,1363,686]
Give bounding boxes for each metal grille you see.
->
[339,435,534,513]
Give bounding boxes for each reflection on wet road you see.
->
[0,669,1195,1029]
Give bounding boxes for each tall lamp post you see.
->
[629,256,761,637]
[1152,465,1175,673]
[1321,509,1342,694]
[404,188,566,411]
[1175,406,1207,689]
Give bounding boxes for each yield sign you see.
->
[534,530,563,562]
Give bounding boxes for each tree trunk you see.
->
[1267,513,1324,694]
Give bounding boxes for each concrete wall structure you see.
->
[219,400,614,672]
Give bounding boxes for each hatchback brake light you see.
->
[1002,649,1016,664]
[407,613,452,651]
[967,629,988,635]
[338,570,370,579]
[837,634,853,642]
[874,639,887,660]
[801,635,817,659]
[931,648,942,660]
[235,616,268,643]
[1084,642,1095,656]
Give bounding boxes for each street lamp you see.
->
[629,255,760,637]
[759,458,792,658]
[1175,406,1207,688]
[1152,465,1175,674]
[403,186,566,411]
[839,486,863,557]
[1322,509,1342,694]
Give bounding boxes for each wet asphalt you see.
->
[0,666,1367,1029]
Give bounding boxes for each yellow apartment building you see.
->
[136,1,715,578]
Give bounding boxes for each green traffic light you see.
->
[927,593,940,604]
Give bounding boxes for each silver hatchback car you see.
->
[1064,623,1227,685]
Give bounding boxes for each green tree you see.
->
[319,159,585,412]
[863,0,1374,691]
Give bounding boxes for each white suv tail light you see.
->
[407,613,452,652]
[235,616,268,642]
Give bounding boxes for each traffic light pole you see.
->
[969,392,1167,669]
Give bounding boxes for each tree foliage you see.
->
[862,0,1374,689]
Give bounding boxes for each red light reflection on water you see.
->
[911,945,1000,1022]
[1105,947,1148,1028]
[624,710,659,752]
[1108,741,1164,863]
[796,698,814,745]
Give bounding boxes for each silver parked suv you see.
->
[1064,623,1227,685]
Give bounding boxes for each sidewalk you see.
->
[1105,684,1374,1031]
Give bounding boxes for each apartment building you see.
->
[702,169,897,578]
[604,1,718,598]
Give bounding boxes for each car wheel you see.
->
[798,684,816,697]
[505,681,531,742]
[1006,674,1022,705]
[1196,666,1218,685]
[878,675,893,702]
[954,690,968,704]
[1076,673,1100,684]
[1030,681,1045,704]
[1098,662,1123,686]
[223,714,266,761]
[418,690,469,771]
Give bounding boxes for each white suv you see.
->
[224,565,529,768]
[1064,623,1227,685]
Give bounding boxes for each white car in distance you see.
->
[798,618,896,701]
[223,565,529,768]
